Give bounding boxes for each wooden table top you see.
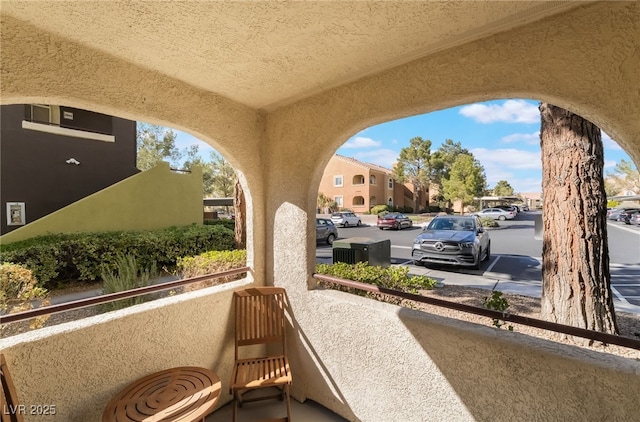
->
[102,366,221,422]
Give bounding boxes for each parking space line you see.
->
[484,255,501,273]
[392,245,412,250]
[398,259,414,266]
[607,222,640,235]
[611,286,629,304]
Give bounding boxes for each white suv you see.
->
[331,212,361,227]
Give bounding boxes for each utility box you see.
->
[332,237,391,267]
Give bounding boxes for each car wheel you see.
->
[378,227,384,230]
[326,233,336,245]
[499,215,506,221]
[484,243,491,261]
[344,221,349,227]
[394,222,401,230]
[357,220,361,226]
[414,260,425,267]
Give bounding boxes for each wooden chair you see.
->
[230,287,292,421]
[1,354,24,422]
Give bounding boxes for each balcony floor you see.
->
[209,388,347,421]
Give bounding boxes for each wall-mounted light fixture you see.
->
[65,158,80,165]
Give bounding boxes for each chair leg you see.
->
[284,385,292,421]
[232,392,238,422]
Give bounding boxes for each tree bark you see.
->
[233,178,246,249]
[539,103,618,339]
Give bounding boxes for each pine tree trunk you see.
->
[539,103,618,339]
[233,179,246,249]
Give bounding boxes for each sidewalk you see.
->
[405,263,640,315]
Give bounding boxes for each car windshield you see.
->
[428,218,475,231]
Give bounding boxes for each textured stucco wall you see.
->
[1,284,638,422]
[1,2,639,422]
[0,162,202,244]
[0,280,254,422]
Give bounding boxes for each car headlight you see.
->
[459,242,474,248]
[413,238,421,244]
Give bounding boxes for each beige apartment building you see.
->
[319,154,431,213]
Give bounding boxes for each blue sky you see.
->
[173,99,632,194]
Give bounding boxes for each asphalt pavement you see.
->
[318,212,640,314]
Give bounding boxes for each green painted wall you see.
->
[0,162,202,244]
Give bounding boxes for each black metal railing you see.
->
[0,267,250,325]
[312,273,640,351]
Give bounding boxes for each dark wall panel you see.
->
[1,105,140,235]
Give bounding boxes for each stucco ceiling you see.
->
[1,1,584,111]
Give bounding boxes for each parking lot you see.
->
[317,211,640,311]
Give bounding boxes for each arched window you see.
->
[370,175,376,185]
[370,196,376,206]
[388,197,393,206]
[353,196,365,206]
[388,178,393,189]
[352,175,365,185]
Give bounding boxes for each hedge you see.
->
[0,224,235,288]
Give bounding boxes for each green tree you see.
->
[392,137,432,213]
[441,154,486,214]
[136,123,182,170]
[430,139,471,208]
[605,159,640,194]
[539,102,617,339]
[492,180,515,196]
[209,152,236,213]
[182,144,215,196]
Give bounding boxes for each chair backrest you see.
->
[1,354,24,422]
[233,287,287,359]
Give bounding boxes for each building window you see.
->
[334,196,343,207]
[370,175,376,185]
[388,197,393,206]
[27,104,60,125]
[352,196,365,206]
[370,196,376,206]
[334,175,343,187]
[388,178,393,189]
[352,175,365,185]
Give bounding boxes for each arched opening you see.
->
[352,196,365,207]
[0,101,254,319]
[352,174,365,185]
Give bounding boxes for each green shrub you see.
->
[0,224,235,288]
[370,205,393,216]
[203,219,236,231]
[479,217,499,228]
[177,249,247,290]
[0,262,49,329]
[315,262,436,305]
[101,254,156,311]
[396,206,414,214]
[483,290,513,331]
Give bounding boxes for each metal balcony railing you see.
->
[312,273,640,351]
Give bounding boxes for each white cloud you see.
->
[349,148,398,169]
[602,132,623,151]
[604,159,617,169]
[501,131,540,145]
[343,136,382,149]
[460,100,540,124]
[471,148,542,171]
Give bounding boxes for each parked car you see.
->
[412,216,490,269]
[607,207,639,221]
[331,211,361,227]
[474,208,515,220]
[316,218,338,245]
[377,213,413,230]
[619,209,640,224]
[627,211,640,226]
[496,205,518,214]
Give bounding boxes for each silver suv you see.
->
[331,212,361,227]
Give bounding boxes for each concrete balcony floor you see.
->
[209,388,347,421]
